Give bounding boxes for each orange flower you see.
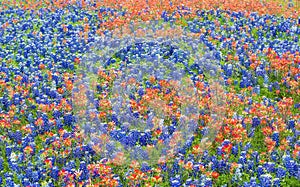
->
[222,143,233,154]
[24,145,34,155]
[74,57,80,64]
[212,171,220,179]
[279,138,289,151]
[35,117,44,126]
[184,161,194,170]
[262,126,273,136]
[112,152,126,166]
[293,149,300,159]
[265,137,276,152]
[192,144,203,155]
[0,119,10,128]
[153,128,162,136]
[63,138,72,147]
[230,162,239,173]
[151,175,162,183]
[44,158,52,168]
[65,80,73,91]
[129,160,140,169]
[149,75,156,84]
[8,109,15,118]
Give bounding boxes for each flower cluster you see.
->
[0,1,299,187]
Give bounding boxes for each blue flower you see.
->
[284,158,297,177]
[276,166,286,179]
[271,132,280,146]
[64,113,74,126]
[5,177,15,187]
[231,145,239,156]
[259,174,272,187]
[141,162,151,172]
[138,132,152,146]
[257,165,265,176]
[33,182,41,187]
[204,178,213,187]
[50,166,59,180]
[271,151,279,162]
[288,120,295,130]
[32,171,40,183]
[273,178,281,187]
[264,162,275,173]
[252,117,260,128]
[0,158,3,171]
[5,146,12,157]
[170,179,181,187]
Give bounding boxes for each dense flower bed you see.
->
[0,0,299,187]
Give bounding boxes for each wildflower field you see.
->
[0,0,299,186]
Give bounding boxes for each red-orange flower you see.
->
[212,171,220,179]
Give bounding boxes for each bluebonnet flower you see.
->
[259,174,272,187]
[170,175,182,187]
[271,151,279,162]
[217,146,222,155]
[284,157,297,177]
[272,131,280,146]
[50,166,59,180]
[231,144,239,156]
[272,178,281,187]
[5,177,15,187]
[204,178,213,187]
[73,147,83,158]
[264,162,276,173]
[257,165,265,176]
[247,177,257,186]
[32,171,40,183]
[252,117,260,128]
[141,162,151,172]
[5,146,12,157]
[0,157,3,172]
[247,160,255,171]
[288,120,295,130]
[63,113,74,126]
[10,162,20,173]
[276,166,286,179]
